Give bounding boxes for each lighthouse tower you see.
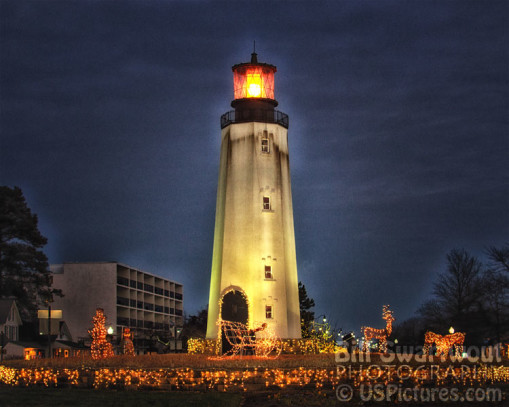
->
[206,52,301,340]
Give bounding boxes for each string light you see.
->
[211,319,282,359]
[0,364,507,391]
[89,308,114,360]
[361,305,394,352]
[188,338,346,355]
[122,328,135,356]
[423,330,466,357]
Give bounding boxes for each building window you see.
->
[265,305,273,319]
[261,138,269,153]
[263,196,271,211]
[265,265,272,279]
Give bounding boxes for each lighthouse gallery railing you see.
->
[220,110,289,129]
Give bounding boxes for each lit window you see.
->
[265,265,272,279]
[263,196,271,210]
[261,138,269,153]
[265,305,273,319]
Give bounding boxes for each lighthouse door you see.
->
[221,290,248,354]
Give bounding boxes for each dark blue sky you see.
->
[1,1,507,333]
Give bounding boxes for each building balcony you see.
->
[221,109,289,129]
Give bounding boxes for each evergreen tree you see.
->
[0,186,61,320]
[299,281,315,337]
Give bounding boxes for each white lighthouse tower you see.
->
[206,52,301,341]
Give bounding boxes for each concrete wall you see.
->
[52,262,117,340]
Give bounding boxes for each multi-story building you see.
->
[50,262,183,352]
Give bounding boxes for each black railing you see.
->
[221,109,289,129]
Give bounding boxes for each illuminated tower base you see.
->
[206,53,301,340]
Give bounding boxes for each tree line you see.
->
[2,186,507,349]
[394,246,509,346]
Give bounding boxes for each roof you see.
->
[6,340,88,349]
[55,340,88,349]
[5,341,42,349]
[0,299,15,323]
[52,261,183,286]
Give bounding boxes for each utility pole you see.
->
[47,301,52,358]
[0,332,5,362]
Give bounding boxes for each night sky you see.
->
[1,1,507,334]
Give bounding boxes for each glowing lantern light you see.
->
[449,326,455,334]
[246,74,262,97]
[232,53,276,101]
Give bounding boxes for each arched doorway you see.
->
[220,289,248,354]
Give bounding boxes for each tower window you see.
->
[263,196,271,210]
[265,265,272,279]
[265,305,273,319]
[261,138,269,153]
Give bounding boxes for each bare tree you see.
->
[433,249,483,321]
[482,244,509,342]
[486,244,509,274]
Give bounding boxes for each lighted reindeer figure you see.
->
[361,305,394,353]
[423,330,465,357]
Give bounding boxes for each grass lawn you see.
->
[0,387,242,407]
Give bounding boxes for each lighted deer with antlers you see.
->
[362,305,395,353]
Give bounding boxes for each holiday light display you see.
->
[187,338,217,355]
[1,364,508,392]
[122,328,135,356]
[303,317,343,353]
[423,330,466,357]
[188,337,338,355]
[361,305,394,352]
[89,308,114,360]
[214,319,282,359]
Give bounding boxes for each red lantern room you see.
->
[232,52,277,101]
[221,52,288,129]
